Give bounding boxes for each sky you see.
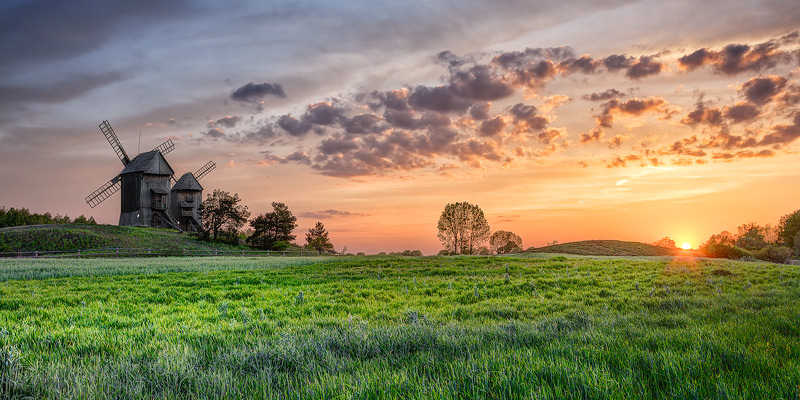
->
[2,0,800,254]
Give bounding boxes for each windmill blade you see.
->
[85,176,121,208]
[170,175,177,185]
[194,161,216,180]
[152,139,175,155]
[99,120,130,166]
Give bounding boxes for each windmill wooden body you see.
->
[170,161,215,232]
[85,121,215,231]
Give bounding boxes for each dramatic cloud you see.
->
[209,115,241,128]
[724,102,760,123]
[681,102,723,126]
[582,89,625,102]
[739,75,787,105]
[625,56,664,80]
[231,82,286,102]
[677,34,798,75]
[595,97,671,128]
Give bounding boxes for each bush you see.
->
[755,245,794,264]
[700,242,752,259]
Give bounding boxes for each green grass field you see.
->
[1,255,799,399]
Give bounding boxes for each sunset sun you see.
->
[681,242,692,250]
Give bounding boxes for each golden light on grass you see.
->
[681,242,692,250]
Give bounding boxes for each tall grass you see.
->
[0,256,798,398]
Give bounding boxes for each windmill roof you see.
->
[120,151,174,176]
[172,172,203,191]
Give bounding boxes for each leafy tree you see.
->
[305,221,335,253]
[489,230,523,254]
[735,222,767,251]
[436,202,490,255]
[651,237,676,249]
[779,209,800,253]
[247,202,298,250]
[199,190,250,242]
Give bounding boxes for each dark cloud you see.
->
[681,102,723,127]
[407,85,473,113]
[509,103,548,132]
[537,129,564,145]
[602,54,634,71]
[300,209,370,219]
[469,102,491,120]
[491,47,576,68]
[582,89,624,102]
[448,65,514,101]
[595,97,669,128]
[284,150,312,165]
[724,102,760,123]
[677,35,797,75]
[241,124,277,143]
[0,72,125,107]
[478,116,506,137]
[343,114,383,134]
[759,112,800,146]
[277,114,313,136]
[318,135,359,155]
[303,101,346,125]
[625,56,664,80]
[739,75,787,105]
[203,127,226,139]
[0,0,194,73]
[231,82,286,102]
[557,55,601,75]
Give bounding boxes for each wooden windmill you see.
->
[85,120,215,231]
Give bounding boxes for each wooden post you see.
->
[78,249,81,258]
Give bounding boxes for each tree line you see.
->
[0,206,96,228]
[436,201,524,255]
[197,189,335,253]
[697,209,800,263]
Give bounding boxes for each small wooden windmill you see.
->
[85,120,215,231]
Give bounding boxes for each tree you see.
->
[734,222,767,251]
[779,209,800,253]
[247,202,298,250]
[651,237,676,249]
[305,221,335,253]
[489,230,523,254]
[199,190,250,242]
[436,202,490,255]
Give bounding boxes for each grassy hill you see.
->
[525,239,698,257]
[0,224,246,253]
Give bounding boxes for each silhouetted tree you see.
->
[437,202,490,255]
[489,230,523,254]
[651,236,676,248]
[305,221,335,253]
[779,209,800,253]
[199,190,250,242]
[735,222,767,251]
[247,202,298,250]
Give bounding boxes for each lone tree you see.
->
[306,221,335,253]
[199,189,250,242]
[247,202,298,250]
[489,230,523,254]
[437,202,490,255]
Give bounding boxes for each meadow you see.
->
[0,254,799,399]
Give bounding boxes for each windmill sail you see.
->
[152,139,175,155]
[85,176,121,208]
[194,161,216,180]
[99,120,130,166]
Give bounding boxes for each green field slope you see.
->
[0,224,246,253]
[526,239,697,257]
[0,255,798,399]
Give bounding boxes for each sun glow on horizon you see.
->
[681,242,692,250]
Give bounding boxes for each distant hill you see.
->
[525,240,698,257]
[0,224,246,253]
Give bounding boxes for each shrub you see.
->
[700,242,752,259]
[755,245,794,264]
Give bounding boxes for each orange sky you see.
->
[1,2,800,254]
